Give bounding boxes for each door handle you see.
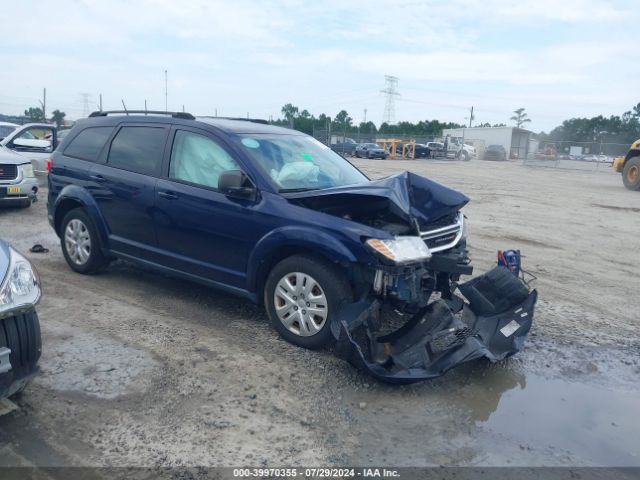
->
[157,191,178,200]
[90,174,106,183]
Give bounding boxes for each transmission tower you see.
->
[380,75,399,125]
[80,93,91,117]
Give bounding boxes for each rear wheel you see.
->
[622,157,640,190]
[264,255,352,349]
[19,199,31,208]
[60,208,110,273]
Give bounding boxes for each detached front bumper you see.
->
[332,266,536,384]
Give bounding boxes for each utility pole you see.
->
[469,106,474,128]
[215,108,218,117]
[164,69,168,111]
[99,93,103,112]
[363,108,367,124]
[381,75,399,125]
[145,99,147,113]
[39,88,47,121]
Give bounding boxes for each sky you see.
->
[1,0,637,132]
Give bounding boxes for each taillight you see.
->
[46,158,53,172]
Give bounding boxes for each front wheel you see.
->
[264,255,352,349]
[60,208,110,274]
[622,157,640,190]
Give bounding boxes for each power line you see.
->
[80,93,91,117]
[380,75,400,125]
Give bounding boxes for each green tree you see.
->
[333,110,352,128]
[24,107,45,122]
[281,103,299,127]
[510,108,531,128]
[51,109,66,128]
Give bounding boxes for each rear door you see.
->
[89,124,169,259]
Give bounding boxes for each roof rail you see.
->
[88,110,196,120]
[199,116,270,125]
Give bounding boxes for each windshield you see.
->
[364,143,380,148]
[237,134,369,191]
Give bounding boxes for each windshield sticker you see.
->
[242,138,260,149]
[301,153,314,161]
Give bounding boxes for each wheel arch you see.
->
[247,228,359,304]
[53,186,110,251]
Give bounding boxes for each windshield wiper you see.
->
[278,187,320,193]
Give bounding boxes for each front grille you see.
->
[0,164,18,181]
[420,212,463,252]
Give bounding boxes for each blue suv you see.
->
[48,111,536,383]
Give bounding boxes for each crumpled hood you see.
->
[285,171,469,228]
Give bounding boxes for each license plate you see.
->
[7,186,21,194]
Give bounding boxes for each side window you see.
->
[64,127,113,162]
[107,126,166,175]
[169,130,240,189]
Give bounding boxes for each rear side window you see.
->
[107,126,166,175]
[63,127,113,161]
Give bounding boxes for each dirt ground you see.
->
[0,159,639,471]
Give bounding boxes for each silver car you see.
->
[0,239,42,399]
[0,123,57,174]
[0,146,40,207]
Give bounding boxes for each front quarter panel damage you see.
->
[332,266,537,384]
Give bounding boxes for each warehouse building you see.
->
[442,126,532,159]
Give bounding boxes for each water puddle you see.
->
[474,373,640,465]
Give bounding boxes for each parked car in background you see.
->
[426,142,445,158]
[582,154,598,162]
[330,138,358,156]
[413,144,429,158]
[0,239,42,399]
[0,123,58,174]
[484,144,507,161]
[0,146,39,207]
[354,143,388,159]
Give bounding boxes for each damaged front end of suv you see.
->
[288,171,537,384]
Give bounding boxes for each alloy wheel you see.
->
[64,219,91,265]
[274,272,328,337]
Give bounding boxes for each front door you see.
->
[154,128,259,288]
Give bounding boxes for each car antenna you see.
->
[121,99,129,115]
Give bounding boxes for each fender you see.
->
[246,226,361,293]
[53,185,111,252]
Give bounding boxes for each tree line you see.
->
[6,101,640,146]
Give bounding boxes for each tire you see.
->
[60,208,110,274]
[622,157,640,190]
[367,152,372,159]
[19,199,31,208]
[264,255,352,350]
[355,151,360,158]
[459,151,469,161]
[0,310,41,399]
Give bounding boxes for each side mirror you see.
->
[218,170,256,200]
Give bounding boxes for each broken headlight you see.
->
[0,247,41,316]
[366,236,432,265]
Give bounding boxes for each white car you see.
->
[0,123,57,174]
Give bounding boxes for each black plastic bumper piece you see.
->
[333,266,536,384]
[0,309,42,399]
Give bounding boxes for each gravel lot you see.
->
[1,159,639,471]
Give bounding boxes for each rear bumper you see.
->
[332,266,536,384]
[0,309,42,399]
